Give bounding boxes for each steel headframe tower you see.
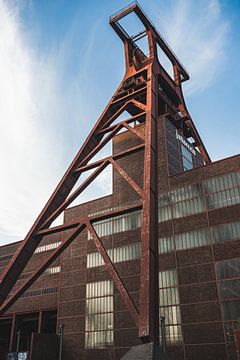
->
[0,1,210,345]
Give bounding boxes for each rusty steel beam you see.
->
[0,223,85,316]
[86,221,139,327]
[0,73,146,305]
[99,99,145,133]
[40,161,109,230]
[110,159,143,198]
[75,143,145,174]
[139,29,159,341]
[122,122,145,141]
[97,112,145,135]
[0,199,143,316]
[111,86,147,106]
[37,202,143,237]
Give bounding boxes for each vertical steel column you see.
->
[38,311,43,333]
[139,62,159,341]
[9,314,16,352]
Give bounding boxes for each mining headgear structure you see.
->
[0,2,239,360]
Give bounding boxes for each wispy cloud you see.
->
[0,0,106,245]
[152,0,229,95]
[0,0,63,244]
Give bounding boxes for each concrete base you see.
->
[120,342,167,360]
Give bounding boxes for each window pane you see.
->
[85,280,113,349]
[218,280,240,300]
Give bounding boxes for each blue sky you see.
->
[0,0,239,245]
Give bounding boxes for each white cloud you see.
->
[152,0,229,95]
[0,1,67,244]
[0,1,109,245]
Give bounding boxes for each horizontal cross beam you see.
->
[75,143,145,173]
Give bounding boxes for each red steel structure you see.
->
[0,1,211,344]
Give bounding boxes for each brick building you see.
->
[0,2,240,360]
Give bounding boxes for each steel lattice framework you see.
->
[0,2,210,343]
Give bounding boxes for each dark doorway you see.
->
[15,313,38,352]
[0,319,12,360]
[42,310,57,334]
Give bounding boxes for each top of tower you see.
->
[109,1,189,82]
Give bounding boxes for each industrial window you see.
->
[159,221,240,255]
[181,145,193,171]
[85,280,113,349]
[158,236,174,254]
[87,243,140,268]
[18,266,61,280]
[175,228,211,250]
[44,266,61,275]
[204,172,240,209]
[158,171,240,223]
[211,222,240,244]
[34,241,61,254]
[158,193,172,222]
[21,287,58,298]
[88,210,141,240]
[216,259,240,341]
[158,184,205,222]
[0,254,13,263]
[87,251,106,268]
[172,184,205,218]
[159,269,182,345]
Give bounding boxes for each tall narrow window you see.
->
[85,281,113,348]
[159,269,182,345]
[181,144,193,171]
[216,259,240,343]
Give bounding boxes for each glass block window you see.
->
[85,281,113,349]
[34,241,61,254]
[87,243,140,268]
[159,221,240,255]
[158,236,174,254]
[88,210,141,240]
[159,228,211,254]
[181,145,193,171]
[172,184,205,218]
[113,242,140,263]
[204,172,240,209]
[174,228,211,251]
[159,269,182,345]
[158,193,172,222]
[211,222,240,244]
[216,258,240,280]
[19,266,61,280]
[158,184,205,222]
[216,259,240,339]
[44,266,61,275]
[158,171,240,223]
[21,287,58,298]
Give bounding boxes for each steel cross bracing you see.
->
[0,3,211,343]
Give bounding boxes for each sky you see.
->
[0,0,239,246]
